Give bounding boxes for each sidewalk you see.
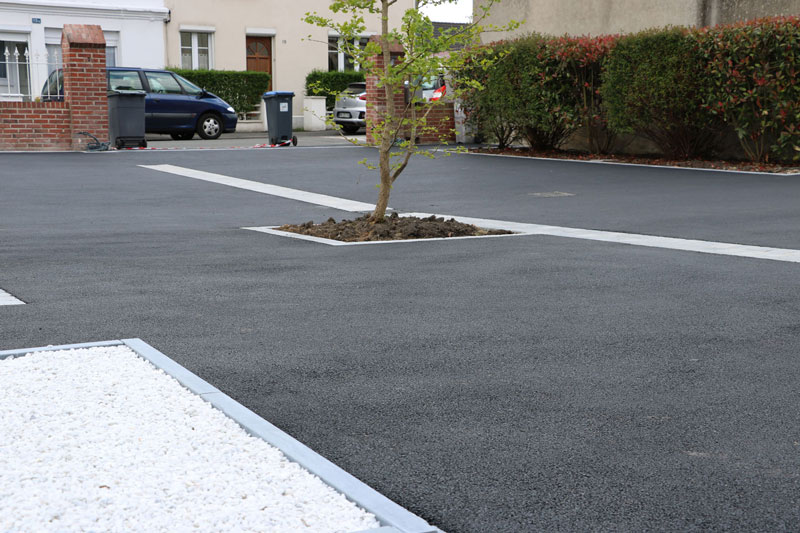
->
[145,130,365,149]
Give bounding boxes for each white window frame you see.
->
[0,31,31,99]
[179,27,214,70]
[327,32,374,72]
[103,30,119,68]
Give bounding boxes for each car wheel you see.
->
[341,124,360,134]
[170,132,194,140]
[196,113,222,140]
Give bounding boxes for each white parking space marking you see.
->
[0,288,25,306]
[138,164,800,263]
[138,164,375,212]
[403,212,800,264]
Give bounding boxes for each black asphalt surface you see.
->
[2,147,800,532]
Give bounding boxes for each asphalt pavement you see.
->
[2,146,799,532]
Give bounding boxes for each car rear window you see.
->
[108,70,143,91]
[345,83,366,94]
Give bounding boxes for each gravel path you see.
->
[0,345,380,533]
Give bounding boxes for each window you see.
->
[0,38,31,96]
[108,70,143,91]
[180,32,211,70]
[106,46,117,67]
[145,71,183,94]
[328,36,370,72]
[174,73,203,95]
[45,43,61,74]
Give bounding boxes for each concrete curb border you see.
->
[0,339,438,533]
[462,150,800,177]
[244,225,536,246]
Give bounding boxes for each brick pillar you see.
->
[61,25,107,151]
[365,37,405,145]
[365,39,456,145]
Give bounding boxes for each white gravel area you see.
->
[0,345,380,533]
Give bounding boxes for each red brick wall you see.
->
[0,24,107,152]
[365,47,456,145]
[0,102,72,150]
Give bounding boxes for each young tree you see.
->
[304,1,514,222]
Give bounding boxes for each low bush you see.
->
[457,43,519,148]
[459,17,800,162]
[549,34,618,153]
[305,70,365,109]
[602,28,717,159]
[510,35,580,150]
[171,69,271,117]
[694,16,800,162]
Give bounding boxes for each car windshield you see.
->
[174,73,203,96]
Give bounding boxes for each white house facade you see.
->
[0,0,168,99]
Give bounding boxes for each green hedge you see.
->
[170,69,271,116]
[695,16,800,162]
[461,16,800,162]
[457,43,519,148]
[508,35,580,150]
[602,28,717,158]
[305,70,365,109]
[460,34,615,151]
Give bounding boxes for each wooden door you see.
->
[246,36,272,90]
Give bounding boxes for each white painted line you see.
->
[402,212,800,264]
[461,151,800,176]
[141,164,800,263]
[243,226,535,246]
[0,288,25,306]
[138,164,376,212]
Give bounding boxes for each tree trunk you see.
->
[371,0,394,223]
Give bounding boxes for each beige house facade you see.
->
[477,0,800,41]
[163,0,414,127]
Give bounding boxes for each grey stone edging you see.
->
[0,339,125,359]
[1,338,438,533]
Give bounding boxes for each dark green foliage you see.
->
[506,35,579,150]
[171,69,271,116]
[694,16,800,162]
[601,28,717,159]
[305,70,366,109]
[456,43,519,148]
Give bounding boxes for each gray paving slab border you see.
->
[243,225,536,246]
[462,150,800,176]
[0,338,439,533]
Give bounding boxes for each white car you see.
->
[333,82,366,134]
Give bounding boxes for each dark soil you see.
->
[278,213,513,242]
[473,147,800,174]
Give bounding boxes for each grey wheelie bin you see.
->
[262,91,297,146]
[108,89,147,149]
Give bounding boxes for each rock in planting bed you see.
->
[0,345,380,532]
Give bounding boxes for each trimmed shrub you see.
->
[602,28,717,158]
[305,70,365,109]
[171,69,271,117]
[694,16,800,162]
[549,34,618,153]
[506,34,579,150]
[456,43,519,148]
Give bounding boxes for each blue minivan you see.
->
[42,67,237,140]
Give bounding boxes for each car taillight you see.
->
[358,93,367,100]
[430,85,446,101]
